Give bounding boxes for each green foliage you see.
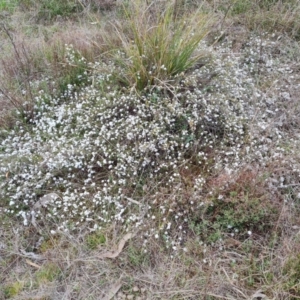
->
[229,0,287,15]
[113,0,211,90]
[0,0,18,12]
[5,0,82,20]
[189,176,278,244]
[86,231,106,250]
[3,281,24,298]
[231,0,252,15]
[211,197,269,232]
[38,236,60,253]
[283,254,300,298]
[36,0,81,21]
[127,244,149,268]
[35,263,61,285]
[38,43,90,98]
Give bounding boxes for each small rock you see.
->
[132,286,139,293]
[127,295,134,300]
[281,92,291,100]
[33,193,60,209]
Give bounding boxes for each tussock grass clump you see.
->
[113,0,212,90]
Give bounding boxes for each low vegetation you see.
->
[1,0,300,299]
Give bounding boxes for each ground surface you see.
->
[1,1,300,299]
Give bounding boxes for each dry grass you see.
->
[0,14,120,127]
[1,1,300,299]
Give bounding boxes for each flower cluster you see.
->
[1,35,299,249]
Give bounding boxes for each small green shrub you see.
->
[283,254,300,298]
[127,244,149,268]
[0,0,18,12]
[35,263,61,286]
[86,231,106,250]
[3,281,24,298]
[55,44,90,96]
[231,0,252,15]
[36,0,81,22]
[189,169,279,243]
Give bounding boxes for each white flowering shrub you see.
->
[2,28,298,250]
[0,35,90,125]
[0,36,256,238]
